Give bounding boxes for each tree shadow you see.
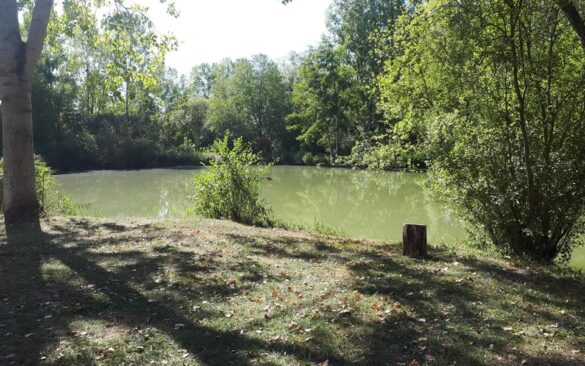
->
[1,219,584,365]
[225,231,585,365]
[1,221,277,365]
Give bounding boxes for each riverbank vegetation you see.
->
[191,135,272,227]
[389,1,585,262]
[1,0,419,172]
[1,217,584,365]
[1,0,583,261]
[0,158,79,216]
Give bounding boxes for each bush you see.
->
[343,140,426,171]
[301,152,329,166]
[383,0,585,262]
[0,157,80,216]
[191,135,272,226]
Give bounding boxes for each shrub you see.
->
[191,135,272,226]
[0,157,80,216]
[382,0,585,262]
[301,152,329,166]
[344,140,425,171]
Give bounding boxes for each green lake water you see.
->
[56,166,585,270]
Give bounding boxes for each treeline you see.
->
[1,0,415,171]
[178,0,417,169]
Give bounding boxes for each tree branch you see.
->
[558,0,585,51]
[0,0,22,80]
[0,0,20,40]
[25,0,54,78]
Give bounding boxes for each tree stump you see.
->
[402,224,427,258]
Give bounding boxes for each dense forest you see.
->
[0,0,415,171]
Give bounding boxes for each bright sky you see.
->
[146,0,334,75]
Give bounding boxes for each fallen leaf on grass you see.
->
[372,303,383,312]
[271,289,284,301]
[270,334,285,342]
[337,308,352,317]
[226,278,238,289]
[96,347,115,360]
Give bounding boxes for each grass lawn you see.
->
[0,217,584,365]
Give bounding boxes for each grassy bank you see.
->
[0,217,584,365]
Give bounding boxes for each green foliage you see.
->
[328,0,404,76]
[191,135,272,226]
[163,97,211,149]
[288,41,359,159]
[380,0,585,262]
[343,140,425,171]
[301,153,330,166]
[275,219,346,237]
[287,1,407,163]
[207,56,293,161]
[24,0,410,171]
[0,158,80,216]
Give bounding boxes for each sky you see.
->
[146,0,334,75]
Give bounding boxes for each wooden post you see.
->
[402,224,427,258]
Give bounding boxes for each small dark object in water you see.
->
[266,176,273,181]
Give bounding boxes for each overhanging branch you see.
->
[25,0,54,78]
[558,1,585,51]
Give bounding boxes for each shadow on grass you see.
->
[225,232,585,366]
[0,219,583,365]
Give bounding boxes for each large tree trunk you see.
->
[0,80,40,225]
[0,0,54,227]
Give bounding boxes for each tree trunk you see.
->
[125,80,130,122]
[402,224,427,258]
[0,81,40,226]
[0,0,54,227]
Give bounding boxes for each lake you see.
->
[56,166,585,270]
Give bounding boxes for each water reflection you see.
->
[57,169,196,219]
[56,166,583,269]
[262,167,464,243]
